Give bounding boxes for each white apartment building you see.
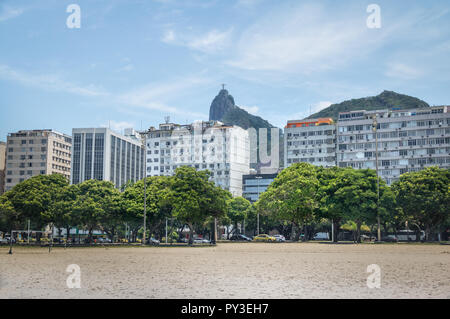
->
[284,118,337,168]
[284,106,450,185]
[337,106,450,185]
[4,129,72,191]
[144,120,250,196]
[71,128,144,189]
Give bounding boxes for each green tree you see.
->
[3,174,68,235]
[226,197,251,237]
[316,166,346,242]
[332,168,380,243]
[0,196,20,234]
[47,184,79,241]
[122,176,173,242]
[168,166,230,245]
[71,180,120,243]
[392,166,450,241]
[256,163,319,241]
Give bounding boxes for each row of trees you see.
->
[0,167,235,245]
[0,163,448,244]
[255,163,449,242]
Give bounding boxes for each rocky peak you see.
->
[209,89,237,121]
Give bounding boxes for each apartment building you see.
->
[4,130,72,192]
[284,118,337,168]
[0,141,6,194]
[284,106,450,185]
[242,171,278,203]
[337,106,450,185]
[71,128,144,189]
[144,120,250,196]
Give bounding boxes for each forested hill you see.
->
[307,90,430,120]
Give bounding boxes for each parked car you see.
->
[193,238,210,244]
[382,235,398,242]
[98,237,112,243]
[147,237,160,245]
[253,234,276,242]
[0,238,9,244]
[4,237,16,244]
[313,232,330,240]
[360,234,373,242]
[273,235,286,242]
[230,234,252,241]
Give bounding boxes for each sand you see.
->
[0,243,449,299]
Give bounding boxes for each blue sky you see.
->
[1,0,449,141]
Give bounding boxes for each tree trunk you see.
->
[302,224,307,242]
[333,221,340,243]
[66,226,71,242]
[188,223,194,246]
[356,221,362,243]
[292,223,301,242]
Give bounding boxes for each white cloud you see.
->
[116,64,134,72]
[240,105,259,115]
[161,28,233,54]
[162,30,176,43]
[312,101,333,113]
[0,64,108,97]
[226,3,392,73]
[118,76,210,118]
[187,29,233,53]
[101,120,136,133]
[0,5,24,22]
[385,63,423,80]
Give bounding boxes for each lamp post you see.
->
[372,115,381,242]
[141,132,147,246]
[256,176,262,235]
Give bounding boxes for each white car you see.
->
[273,235,286,242]
[193,238,210,244]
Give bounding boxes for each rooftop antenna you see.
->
[164,116,170,124]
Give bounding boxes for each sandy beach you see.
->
[0,243,449,299]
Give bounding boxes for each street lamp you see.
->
[141,132,147,246]
[372,115,381,242]
[255,176,262,235]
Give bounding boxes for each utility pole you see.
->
[372,114,381,242]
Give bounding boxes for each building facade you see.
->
[4,130,72,192]
[71,128,144,189]
[0,141,6,195]
[144,120,250,196]
[337,106,450,185]
[284,118,337,168]
[284,106,450,185]
[242,172,278,203]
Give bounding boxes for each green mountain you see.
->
[307,90,430,120]
[209,89,283,170]
[209,89,274,129]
